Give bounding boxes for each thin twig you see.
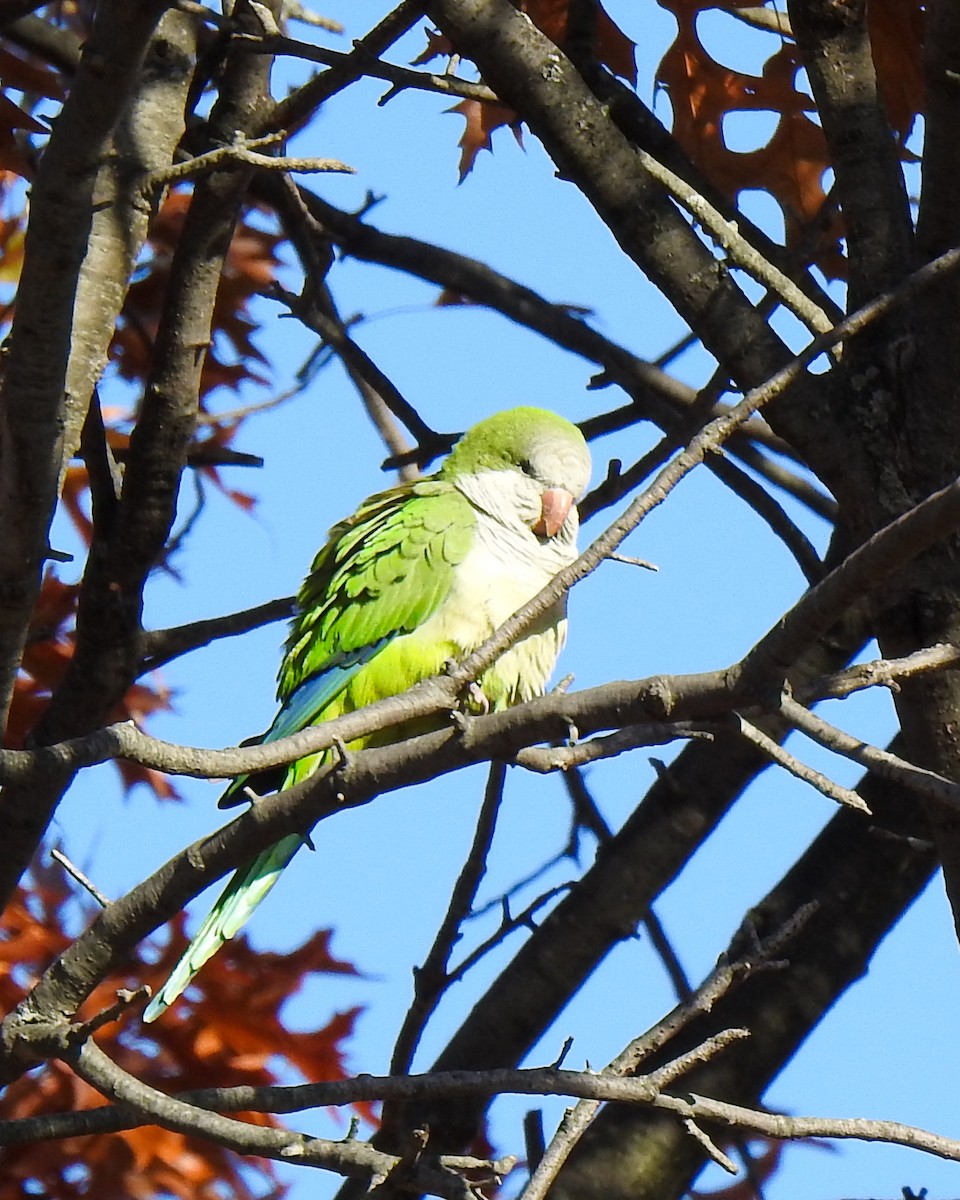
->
[389,763,506,1077]
[50,848,110,908]
[514,722,712,773]
[239,32,499,104]
[707,451,825,583]
[449,885,570,984]
[635,148,834,341]
[519,911,809,1199]
[141,134,354,194]
[268,281,444,454]
[726,4,793,37]
[608,553,659,570]
[681,1117,739,1173]
[728,439,837,523]
[781,693,960,812]
[266,1,427,134]
[733,712,870,812]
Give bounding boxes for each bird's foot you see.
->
[465,680,490,715]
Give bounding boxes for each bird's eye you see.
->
[518,458,534,476]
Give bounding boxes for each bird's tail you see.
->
[142,832,304,1022]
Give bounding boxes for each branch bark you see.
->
[0,0,169,730]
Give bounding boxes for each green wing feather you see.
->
[143,480,476,1022]
[280,479,474,702]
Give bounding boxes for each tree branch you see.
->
[67,1040,511,1198]
[781,692,960,811]
[137,596,296,674]
[731,712,869,812]
[5,1048,959,1176]
[241,31,498,103]
[0,0,280,913]
[0,0,169,731]
[388,763,506,1081]
[265,1,426,134]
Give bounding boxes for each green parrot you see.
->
[143,407,591,1022]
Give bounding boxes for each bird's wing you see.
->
[279,478,475,703]
[220,478,476,804]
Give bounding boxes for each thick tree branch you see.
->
[0,0,280,913]
[787,0,914,308]
[61,10,198,495]
[0,0,169,731]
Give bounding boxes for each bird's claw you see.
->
[466,680,490,714]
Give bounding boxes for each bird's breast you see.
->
[411,517,575,708]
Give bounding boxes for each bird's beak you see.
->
[532,487,575,538]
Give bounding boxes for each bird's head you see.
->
[442,407,591,541]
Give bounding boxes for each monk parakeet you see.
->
[143,407,591,1022]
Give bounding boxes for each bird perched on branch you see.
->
[144,406,591,1022]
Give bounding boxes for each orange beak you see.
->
[532,487,574,538]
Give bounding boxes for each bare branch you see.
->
[634,146,834,341]
[50,849,110,908]
[732,712,870,812]
[266,2,426,134]
[738,472,960,693]
[268,279,446,455]
[388,763,506,1079]
[0,0,283,912]
[6,1049,960,1176]
[137,596,296,674]
[141,134,354,194]
[240,31,499,104]
[807,643,960,702]
[781,693,960,811]
[680,1116,738,1174]
[67,1040,507,1198]
[0,0,170,730]
[723,5,793,37]
[514,722,712,773]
